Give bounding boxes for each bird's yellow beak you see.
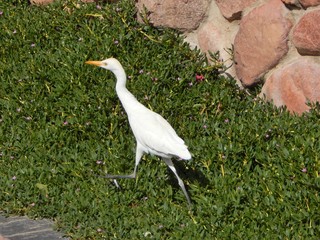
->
[85,60,104,67]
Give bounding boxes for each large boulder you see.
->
[292,10,320,55]
[196,0,239,79]
[260,58,320,115]
[234,0,293,87]
[135,0,209,31]
[299,0,320,8]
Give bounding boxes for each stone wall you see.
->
[31,0,320,114]
[136,0,320,115]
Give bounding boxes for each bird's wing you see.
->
[128,109,191,159]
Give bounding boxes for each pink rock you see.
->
[292,10,320,55]
[215,0,256,21]
[197,20,237,78]
[299,0,320,8]
[260,59,320,115]
[135,0,209,31]
[0,235,10,240]
[234,0,293,86]
[198,22,222,54]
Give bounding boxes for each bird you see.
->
[85,58,192,204]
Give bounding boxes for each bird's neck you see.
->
[113,69,141,113]
[114,68,127,90]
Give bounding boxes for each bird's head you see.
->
[85,57,122,72]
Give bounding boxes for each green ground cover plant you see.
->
[1,0,320,239]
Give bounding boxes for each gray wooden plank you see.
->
[0,215,68,240]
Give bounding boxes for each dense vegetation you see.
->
[1,0,319,239]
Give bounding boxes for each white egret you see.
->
[85,58,192,204]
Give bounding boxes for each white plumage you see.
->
[86,58,192,204]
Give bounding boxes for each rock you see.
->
[215,0,256,21]
[135,0,209,31]
[234,0,293,87]
[198,22,221,53]
[260,58,320,115]
[0,235,10,240]
[292,10,320,55]
[299,0,320,8]
[197,13,238,79]
[0,215,67,240]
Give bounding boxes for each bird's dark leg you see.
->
[163,158,192,205]
[102,144,144,179]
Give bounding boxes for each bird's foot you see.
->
[112,179,121,189]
